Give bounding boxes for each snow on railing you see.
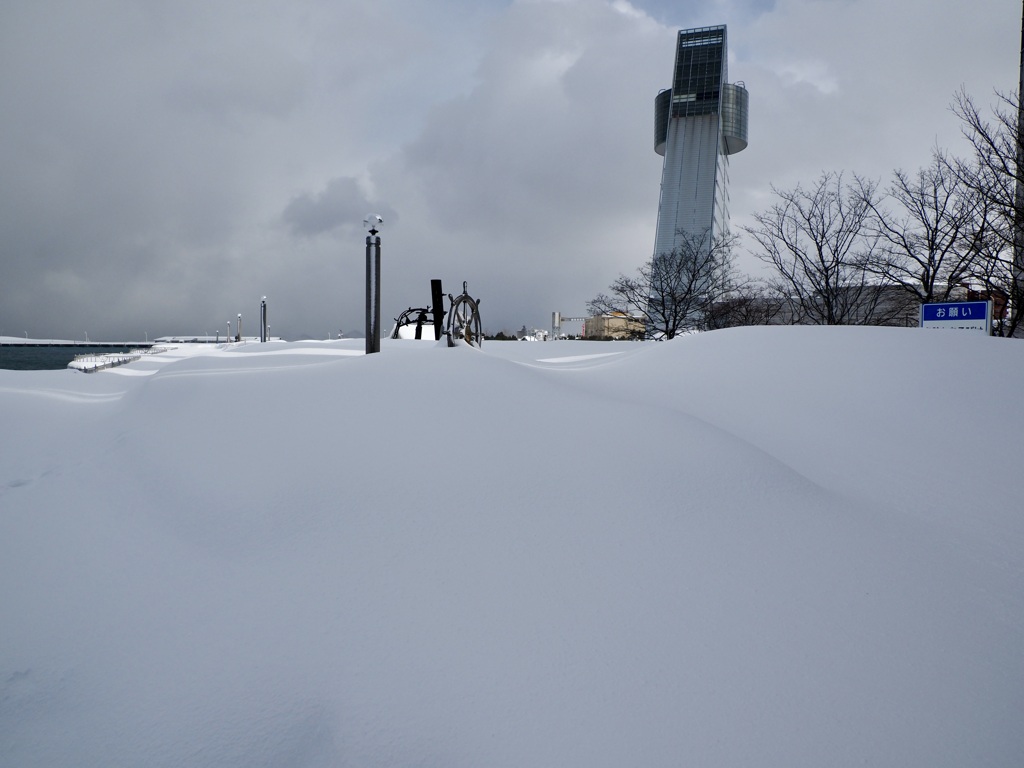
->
[68,346,168,373]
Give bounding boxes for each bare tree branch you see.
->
[856,152,983,305]
[743,172,905,325]
[588,229,737,339]
[952,87,1024,336]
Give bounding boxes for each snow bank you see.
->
[1,328,1021,767]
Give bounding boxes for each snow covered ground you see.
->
[1,327,1022,767]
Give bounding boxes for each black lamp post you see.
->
[364,214,383,354]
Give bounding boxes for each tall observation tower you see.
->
[653,25,748,257]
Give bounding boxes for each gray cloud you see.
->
[0,0,1017,341]
[282,177,395,237]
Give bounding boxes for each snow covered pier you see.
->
[68,346,167,372]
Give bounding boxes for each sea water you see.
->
[0,345,136,371]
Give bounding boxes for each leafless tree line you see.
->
[587,229,738,339]
[591,88,1024,338]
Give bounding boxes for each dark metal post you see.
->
[364,215,382,354]
[374,235,381,353]
[431,279,444,341]
[260,297,267,342]
[365,234,372,353]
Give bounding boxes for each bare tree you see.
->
[744,172,904,325]
[588,229,737,339]
[952,88,1024,336]
[859,151,983,304]
[706,279,785,329]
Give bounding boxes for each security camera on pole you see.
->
[364,214,383,354]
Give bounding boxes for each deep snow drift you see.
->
[1,327,1022,767]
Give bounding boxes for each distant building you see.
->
[584,312,646,340]
[653,25,748,257]
[707,286,921,329]
[516,327,549,342]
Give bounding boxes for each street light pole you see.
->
[364,214,383,354]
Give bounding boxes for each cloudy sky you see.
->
[1,0,1017,340]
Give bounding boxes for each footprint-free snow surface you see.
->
[2,327,1022,767]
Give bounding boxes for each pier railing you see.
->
[68,347,168,373]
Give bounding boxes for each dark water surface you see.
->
[0,345,137,371]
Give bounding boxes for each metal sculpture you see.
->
[390,280,483,348]
[445,282,482,347]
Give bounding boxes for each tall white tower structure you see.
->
[653,25,748,257]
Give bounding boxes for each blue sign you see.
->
[920,301,991,333]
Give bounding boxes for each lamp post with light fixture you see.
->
[364,214,383,354]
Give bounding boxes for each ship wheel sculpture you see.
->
[445,281,483,348]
